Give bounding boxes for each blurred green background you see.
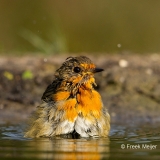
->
[0,0,160,54]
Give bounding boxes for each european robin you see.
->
[25,56,110,138]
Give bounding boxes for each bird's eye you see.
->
[73,67,81,73]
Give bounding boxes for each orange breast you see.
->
[55,97,77,122]
[77,87,102,119]
[53,91,70,101]
[62,99,77,122]
[53,91,77,122]
[53,84,102,122]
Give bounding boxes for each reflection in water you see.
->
[1,123,160,159]
[26,137,110,160]
[0,124,110,159]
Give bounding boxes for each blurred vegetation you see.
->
[3,71,14,80]
[22,70,33,80]
[0,0,160,54]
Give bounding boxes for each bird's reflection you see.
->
[27,137,110,160]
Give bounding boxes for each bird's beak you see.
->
[93,68,104,73]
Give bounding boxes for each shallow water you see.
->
[0,123,160,160]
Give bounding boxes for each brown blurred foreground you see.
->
[0,54,160,124]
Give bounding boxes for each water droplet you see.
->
[44,58,48,62]
[119,59,128,68]
[117,44,122,48]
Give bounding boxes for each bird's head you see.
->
[55,56,103,90]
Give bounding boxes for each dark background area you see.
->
[0,0,160,54]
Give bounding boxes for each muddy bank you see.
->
[0,54,160,124]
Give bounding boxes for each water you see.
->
[0,123,160,160]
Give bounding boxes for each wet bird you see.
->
[25,56,110,138]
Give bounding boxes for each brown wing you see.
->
[41,79,62,102]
